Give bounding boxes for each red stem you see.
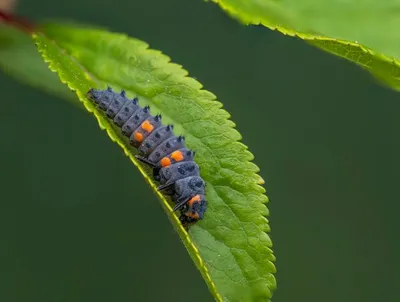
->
[0,10,36,33]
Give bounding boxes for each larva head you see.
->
[180,194,207,224]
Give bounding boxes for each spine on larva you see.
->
[86,87,207,226]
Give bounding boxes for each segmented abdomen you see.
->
[86,87,207,226]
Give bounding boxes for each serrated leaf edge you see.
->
[32,32,223,302]
[211,0,400,90]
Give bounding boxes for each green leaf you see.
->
[210,0,400,91]
[0,23,78,105]
[33,23,276,302]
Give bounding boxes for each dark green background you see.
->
[1,0,399,301]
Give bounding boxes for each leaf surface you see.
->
[33,23,276,302]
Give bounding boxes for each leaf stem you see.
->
[0,9,35,33]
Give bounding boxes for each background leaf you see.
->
[210,0,400,91]
[33,22,276,302]
[0,23,77,104]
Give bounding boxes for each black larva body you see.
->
[86,87,207,225]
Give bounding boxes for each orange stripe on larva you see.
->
[187,212,200,219]
[171,150,184,162]
[188,195,201,207]
[141,120,154,133]
[160,157,171,167]
[134,131,144,142]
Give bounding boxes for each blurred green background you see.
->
[1,0,399,301]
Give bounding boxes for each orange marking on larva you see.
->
[188,195,201,207]
[141,120,154,133]
[171,150,184,162]
[134,131,143,142]
[160,157,171,167]
[187,212,200,219]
